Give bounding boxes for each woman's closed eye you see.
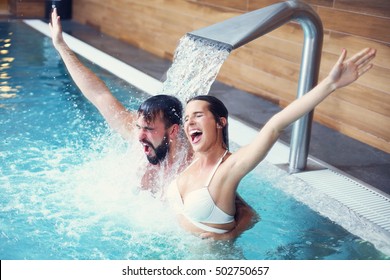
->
[184,113,203,123]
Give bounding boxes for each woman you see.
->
[168,47,376,238]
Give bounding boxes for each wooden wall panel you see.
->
[335,0,390,17]
[248,0,333,10]
[318,7,390,43]
[10,0,45,18]
[73,0,390,153]
[190,0,248,12]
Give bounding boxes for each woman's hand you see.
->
[328,48,376,90]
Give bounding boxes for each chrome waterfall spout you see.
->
[188,0,323,173]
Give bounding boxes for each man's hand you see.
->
[49,8,64,49]
[200,195,259,241]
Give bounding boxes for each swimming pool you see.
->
[0,21,389,260]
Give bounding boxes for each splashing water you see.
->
[161,34,231,103]
[1,22,389,260]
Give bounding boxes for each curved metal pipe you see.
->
[188,0,323,173]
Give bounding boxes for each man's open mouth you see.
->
[141,141,153,154]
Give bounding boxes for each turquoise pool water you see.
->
[0,21,388,260]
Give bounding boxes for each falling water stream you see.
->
[161,34,231,103]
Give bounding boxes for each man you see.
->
[49,8,257,239]
[135,95,191,193]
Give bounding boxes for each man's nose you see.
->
[138,129,146,140]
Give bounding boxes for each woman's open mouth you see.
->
[189,129,202,144]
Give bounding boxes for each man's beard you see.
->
[146,134,170,165]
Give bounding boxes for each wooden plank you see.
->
[322,32,390,70]
[10,0,45,18]
[188,0,247,12]
[218,58,298,103]
[217,73,290,105]
[316,94,390,140]
[73,1,105,25]
[248,0,333,11]
[240,33,304,64]
[315,111,390,153]
[318,6,390,43]
[261,22,305,45]
[95,3,191,57]
[128,0,236,23]
[229,47,301,83]
[329,83,390,118]
[335,0,390,18]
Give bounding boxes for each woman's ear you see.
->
[219,117,227,128]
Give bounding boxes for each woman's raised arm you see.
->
[231,48,376,178]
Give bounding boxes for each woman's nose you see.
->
[188,116,196,125]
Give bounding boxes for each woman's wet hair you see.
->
[187,95,229,149]
[138,95,183,128]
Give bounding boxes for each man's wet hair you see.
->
[138,95,183,128]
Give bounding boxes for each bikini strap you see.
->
[205,150,228,187]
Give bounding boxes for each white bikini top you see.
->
[168,150,234,225]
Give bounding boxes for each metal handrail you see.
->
[188,0,323,173]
